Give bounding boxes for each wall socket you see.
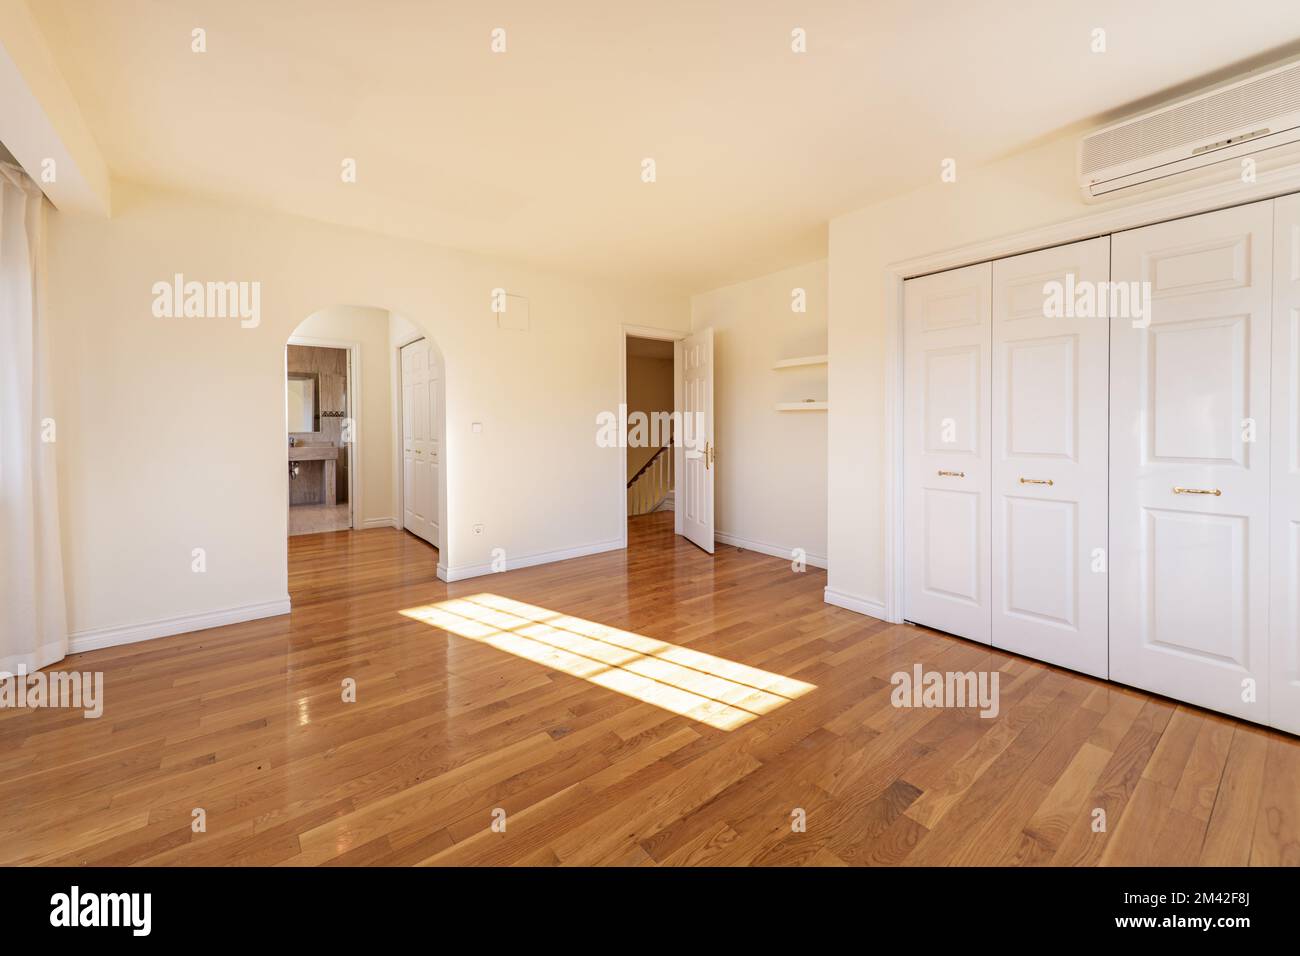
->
[473,524,484,535]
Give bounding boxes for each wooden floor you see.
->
[4,511,1298,866]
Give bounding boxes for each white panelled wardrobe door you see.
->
[903,262,993,642]
[991,237,1110,678]
[1271,195,1300,735]
[1110,200,1273,723]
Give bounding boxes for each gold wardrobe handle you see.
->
[937,470,965,478]
[1174,486,1221,496]
[1019,477,1054,486]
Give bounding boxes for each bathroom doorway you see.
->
[286,337,355,535]
[281,306,447,569]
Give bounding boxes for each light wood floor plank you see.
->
[2,512,1296,867]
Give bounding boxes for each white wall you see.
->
[47,181,689,640]
[691,259,828,566]
[826,133,1112,613]
[292,305,394,527]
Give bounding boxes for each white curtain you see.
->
[0,160,67,674]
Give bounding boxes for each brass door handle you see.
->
[1174,486,1221,496]
[937,470,965,478]
[1019,477,1054,486]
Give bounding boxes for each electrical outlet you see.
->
[473,524,484,535]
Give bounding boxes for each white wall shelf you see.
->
[772,354,829,369]
[776,401,828,411]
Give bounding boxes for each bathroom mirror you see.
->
[286,373,320,432]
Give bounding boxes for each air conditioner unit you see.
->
[1080,57,1300,201]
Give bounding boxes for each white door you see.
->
[904,262,992,642]
[1272,195,1300,735]
[678,326,714,554]
[401,339,439,548]
[991,238,1110,678]
[1110,200,1272,723]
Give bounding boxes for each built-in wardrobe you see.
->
[902,195,1300,735]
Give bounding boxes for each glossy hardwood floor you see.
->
[3,512,1298,866]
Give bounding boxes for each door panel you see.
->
[1110,201,1272,722]
[923,346,981,455]
[1005,335,1077,459]
[1272,194,1300,734]
[904,262,991,642]
[991,237,1109,677]
[1004,496,1076,627]
[679,327,714,553]
[401,339,439,548]
[922,487,981,603]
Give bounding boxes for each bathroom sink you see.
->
[288,444,338,461]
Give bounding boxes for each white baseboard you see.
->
[67,597,292,656]
[714,530,827,569]
[823,587,888,622]
[361,517,400,529]
[440,537,624,582]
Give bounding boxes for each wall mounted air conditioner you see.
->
[1080,56,1300,201]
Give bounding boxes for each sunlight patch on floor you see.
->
[400,593,816,730]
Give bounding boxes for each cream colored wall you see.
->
[292,305,393,525]
[692,259,828,565]
[625,354,673,480]
[826,133,1093,610]
[47,181,689,638]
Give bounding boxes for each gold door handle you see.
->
[937,470,965,478]
[1019,477,1054,486]
[1174,486,1221,496]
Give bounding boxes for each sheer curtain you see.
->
[0,159,67,674]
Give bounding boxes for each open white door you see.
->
[678,327,714,553]
[401,339,439,548]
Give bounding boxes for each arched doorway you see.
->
[282,305,447,562]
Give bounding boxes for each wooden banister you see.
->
[627,442,674,517]
[627,444,670,488]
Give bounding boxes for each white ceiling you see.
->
[28,0,1300,293]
